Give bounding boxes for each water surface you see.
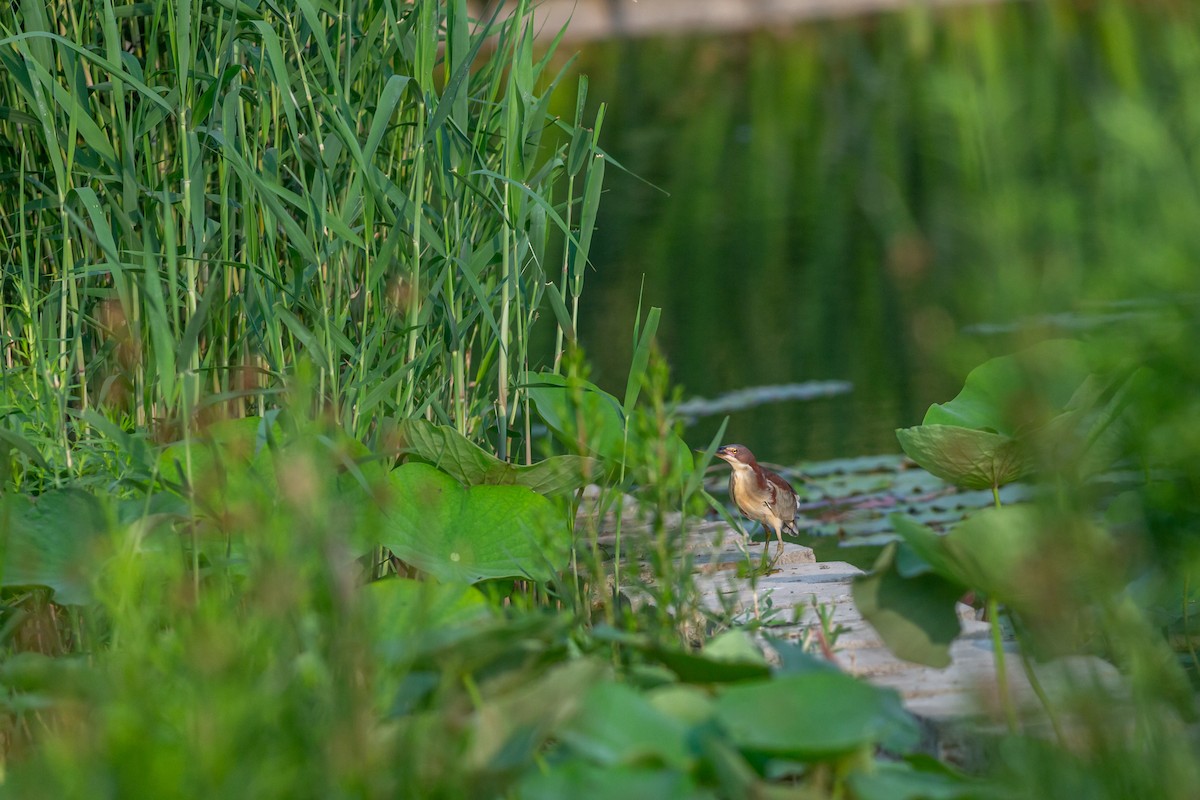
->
[556,4,1200,465]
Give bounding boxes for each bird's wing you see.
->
[758,472,777,510]
[764,473,798,515]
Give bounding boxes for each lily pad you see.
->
[381,463,569,583]
[395,419,601,497]
[366,577,492,641]
[0,489,108,605]
[524,371,626,462]
[895,425,1028,490]
[897,340,1097,490]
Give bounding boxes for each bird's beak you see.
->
[714,446,730,460]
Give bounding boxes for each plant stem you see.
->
[1012,617,1068,747]
[1183,573,1200,674]
[988,595,1018,733]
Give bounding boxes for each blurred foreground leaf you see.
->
[366,577,492,642]
[558,681,695,769]
[469,658,607,772]
[713,671,918,758]
[519,762,699,800]
[852,542,963,668]
[0,489,108,605]
[847,758,982,800]
[158,416,279,489]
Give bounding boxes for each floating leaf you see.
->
[0,489,108,605]
[713,672,918,759]
[381,463,569,583]
[396,419,601,496]
[852,542,963,668]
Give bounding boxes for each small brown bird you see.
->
[714,444,800,548]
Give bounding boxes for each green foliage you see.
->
[395,418,601,497]
[895,340,1103,490]
[0,488,108,605]
[381,462,568,583]
[0,0,606,472]
[5,0,1200,797]
[852,539,963,668]
[524,368,694,489]
[714,671,918,759]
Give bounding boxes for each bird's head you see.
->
[715,444,756,466]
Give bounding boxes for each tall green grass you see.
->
[0,0,605,487]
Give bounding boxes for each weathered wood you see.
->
[683,522,1126,764]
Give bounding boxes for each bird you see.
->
[714,444,800,549]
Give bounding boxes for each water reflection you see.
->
[566,24,970,464]
[557,3,1200,465]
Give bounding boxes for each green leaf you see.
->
[701,629,768,666]
[889,515,964,582]
[381,463,569,583]
[0,489,108,605]
[922,339,1091,434]
[646,645,771,685]
[366,577,492,648]
[158,417,277,490]
[523,371,694,484]
[524,371,626,463]
[887,508,1093,618]
[519,762,698,800]
[896,424,1027,490]
[852,543,963,668]
[469,658,607,771]
[938,506,1051,613]
[713,672,918,759]
[558,682,694,769]
[624,306,660,415]
[898,340,1102,489]
[396,419,600,496]
[847,759,982,800]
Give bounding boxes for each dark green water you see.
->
[557,2,1200,466]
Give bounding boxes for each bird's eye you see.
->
[727,447,738,453]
